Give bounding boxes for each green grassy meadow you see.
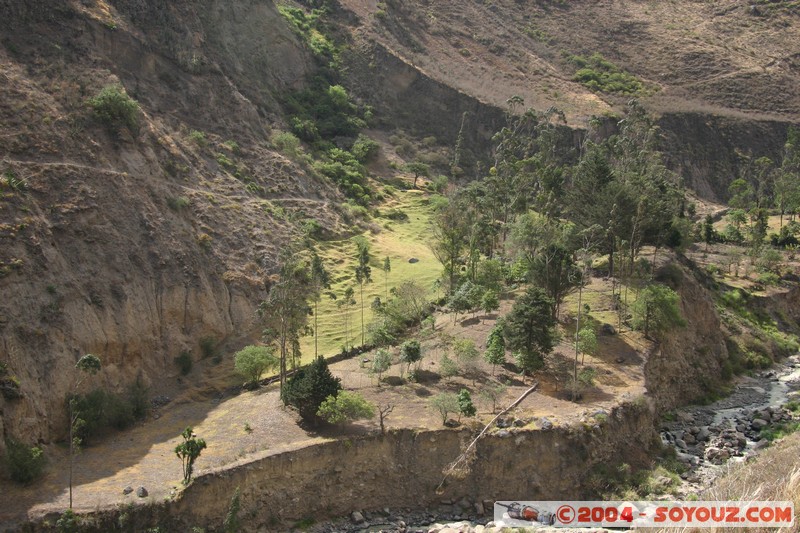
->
[299,189,440,361]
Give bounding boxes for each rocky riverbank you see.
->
[308,355,800,533]
[661,354,800,492]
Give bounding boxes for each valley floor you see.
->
[0,278,648,526]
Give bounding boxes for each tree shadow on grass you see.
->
[411,369,441,384]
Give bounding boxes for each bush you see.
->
[272,131,302,158]
[281,357,342,423]
[167,196,190,210]
[174,351,193,375]
[756,272,781,286]
[234,345,278,387]
[127,377,149,421]
[351,134,380,163]
[199,336,217,359]
[568,53,649,95]
[88,84,140,132]
[188,130,207,147]
[399,340,422,371]
[317,391,375,425]
[4,438,46,484]
[457,389,476,418]
[429,392,459,425]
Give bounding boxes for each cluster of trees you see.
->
[282,356,378,427]
[430,99,688,376]
[709,128,800,255]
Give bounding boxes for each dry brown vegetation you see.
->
[339,0,800,124]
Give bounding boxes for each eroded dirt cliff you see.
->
[0,0,345,449]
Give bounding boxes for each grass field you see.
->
[298,189,440,361]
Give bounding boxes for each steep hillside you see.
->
[1,0,798,455]
[335,0,799,198]
[0,0,347,448]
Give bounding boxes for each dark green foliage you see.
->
[127,377,150,421]
[314,148,371,204]
[199,336,217,359]
[404,161,430,187]
[69,383,148,441]
[457,389,476,418]
[399,340,422,371]
[351,134,380,163]
[286,84,365,142]
[505,287,556,373]
[0,371,22,400]
[76,354,101,375]
[88,84,140,132]
[703,214,717,248]
[56,509,80,533]
[175,427,206,485]
[484,323,506,372]
[174,350,193,375]
[4,437,46,484]
[528,244,582,317]
[281,356,342,423]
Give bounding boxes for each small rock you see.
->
[496,429,511,438]
[475,502,485,516]
[539,417,553,430]
[495,417,511,428]
[457,498,471,511]
[351,511,365,524]
[697,427,711,442]
[751,418,769,430]
[408,257,419,263]
[754,439,771,450]
[600,324,616,335]
[122,486,133,495]
[684,433,697,445]
[136,486,148,498]
[676,439,688,450]
[677,451,695,463]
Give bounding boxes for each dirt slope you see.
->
[336,0,799,199]
[1,0,798,455]
[0,0,346,449]
[339,0,800,122]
